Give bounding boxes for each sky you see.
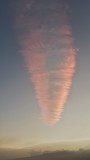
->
[0,0,90,150]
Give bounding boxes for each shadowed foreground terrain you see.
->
[9,150,90,160]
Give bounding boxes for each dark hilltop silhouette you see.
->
[7,149,90,160]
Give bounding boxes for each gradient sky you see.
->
[0,0,90,149]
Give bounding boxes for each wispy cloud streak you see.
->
[14,0,77,125]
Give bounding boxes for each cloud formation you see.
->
[14,0,77,125]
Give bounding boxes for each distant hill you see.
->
[8,150,90,160]
[0,141,90,160]
[26,140,90,151]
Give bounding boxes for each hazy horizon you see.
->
[0,144,90,160]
